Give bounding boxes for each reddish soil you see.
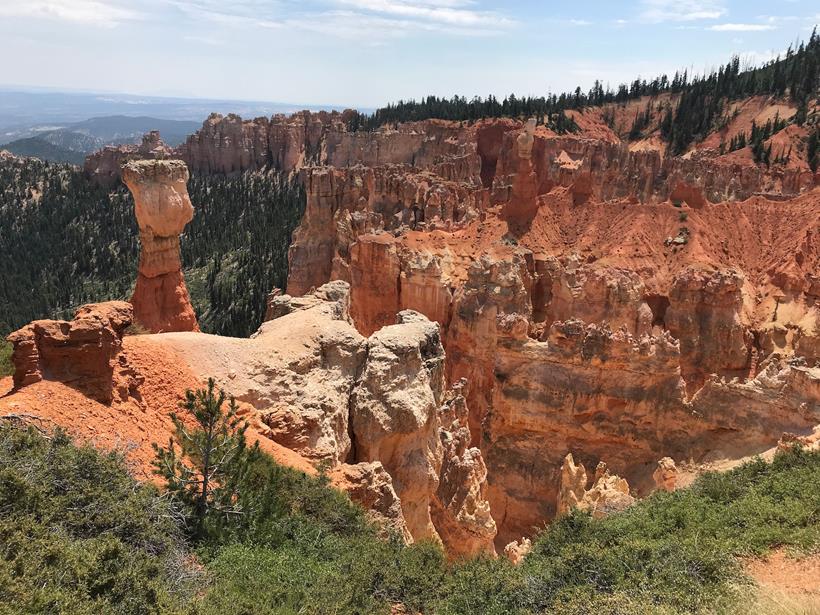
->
[0,335,314,479]
[746,550,820,596]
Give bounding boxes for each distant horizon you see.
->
[0,83,357,114]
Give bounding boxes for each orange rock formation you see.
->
[122,159,199,333]
[61,96,820,550]
[6,301,137,404]
[270,104,818,545]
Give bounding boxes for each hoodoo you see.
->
[122,159,199,333]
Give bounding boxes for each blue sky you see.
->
[0,0,817,108]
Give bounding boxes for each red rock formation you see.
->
[666,267,752,391]
[83,131,173,188]
[6,301,137,404]
[328,462,412,543]
[285,172,820,545]
[75,99,820,550]
[122,160,199,333]
[286,164,485,300]
[653,457,679,492]
[432,379,497,558]
[149,283,496,554]
[502,538,532,565]
[177,113,272,175]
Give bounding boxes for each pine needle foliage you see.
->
[153,379,260,539]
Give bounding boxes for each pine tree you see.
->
[153,378,260,538]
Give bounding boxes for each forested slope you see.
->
[349,29,819,156]
[0,156,304,338]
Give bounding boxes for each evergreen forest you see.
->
[0,156,304,339]
[349,30,820,155]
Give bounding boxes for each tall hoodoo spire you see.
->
[122,159,199,333]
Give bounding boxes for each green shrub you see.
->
[2,420,818,615]
[0,339,12,377]
[0,424,196,614]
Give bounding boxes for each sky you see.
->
[0,0,817,108]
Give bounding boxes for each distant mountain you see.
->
[67,116,201,145]
[0,115,202,164]
[1,137,85,165]
[0,87,365,164]
[0,88,347,136]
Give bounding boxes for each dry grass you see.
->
[744,587,820,615]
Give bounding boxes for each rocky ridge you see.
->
[5,285,497,555]
[267,104,819,544]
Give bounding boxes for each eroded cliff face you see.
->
[6,301,138,404]
[84,131,173,188]
[4,285,497,556]
[278,111,819,546]
[122,159,199,334]
[153,282,497,554]
[74,99,820,548]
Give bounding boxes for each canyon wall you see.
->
[75,100,820,547]
[277,110,819,545]
[153,282,498,554]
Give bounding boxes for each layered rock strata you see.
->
[280,119,819,544]
[84,131,172,188]
[556,453,635,519]
[328,462,412,543]
[76,102,820,549]
[6,301,139,404]
[122,159,199,333]
[86,107,816,205]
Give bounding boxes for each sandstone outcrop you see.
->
[83,131,173,187]
[431,380,497,558]
[503,537,532,565]
[122,159,199,333]
[286,164,485,301]
[350,310,446,542]
[74,97,820,550]
[666,267,751,391]
[556,454,635,519]
[86,100,816,203]
[653,457,679,492]
[149,283,496,554]
[6,301,137,404]
[328,462,412,543]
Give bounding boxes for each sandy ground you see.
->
[745,551,820,614]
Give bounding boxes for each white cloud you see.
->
[0,0,139,26]
[166,0,511,38]
[709,23,775,31]
[335,0,514,28]
[733,50,782,70]
[640,0,726,23]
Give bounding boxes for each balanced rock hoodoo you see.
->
[122,159,199,333]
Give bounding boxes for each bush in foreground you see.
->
[0,424,194,614]
[1,417,818,614]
